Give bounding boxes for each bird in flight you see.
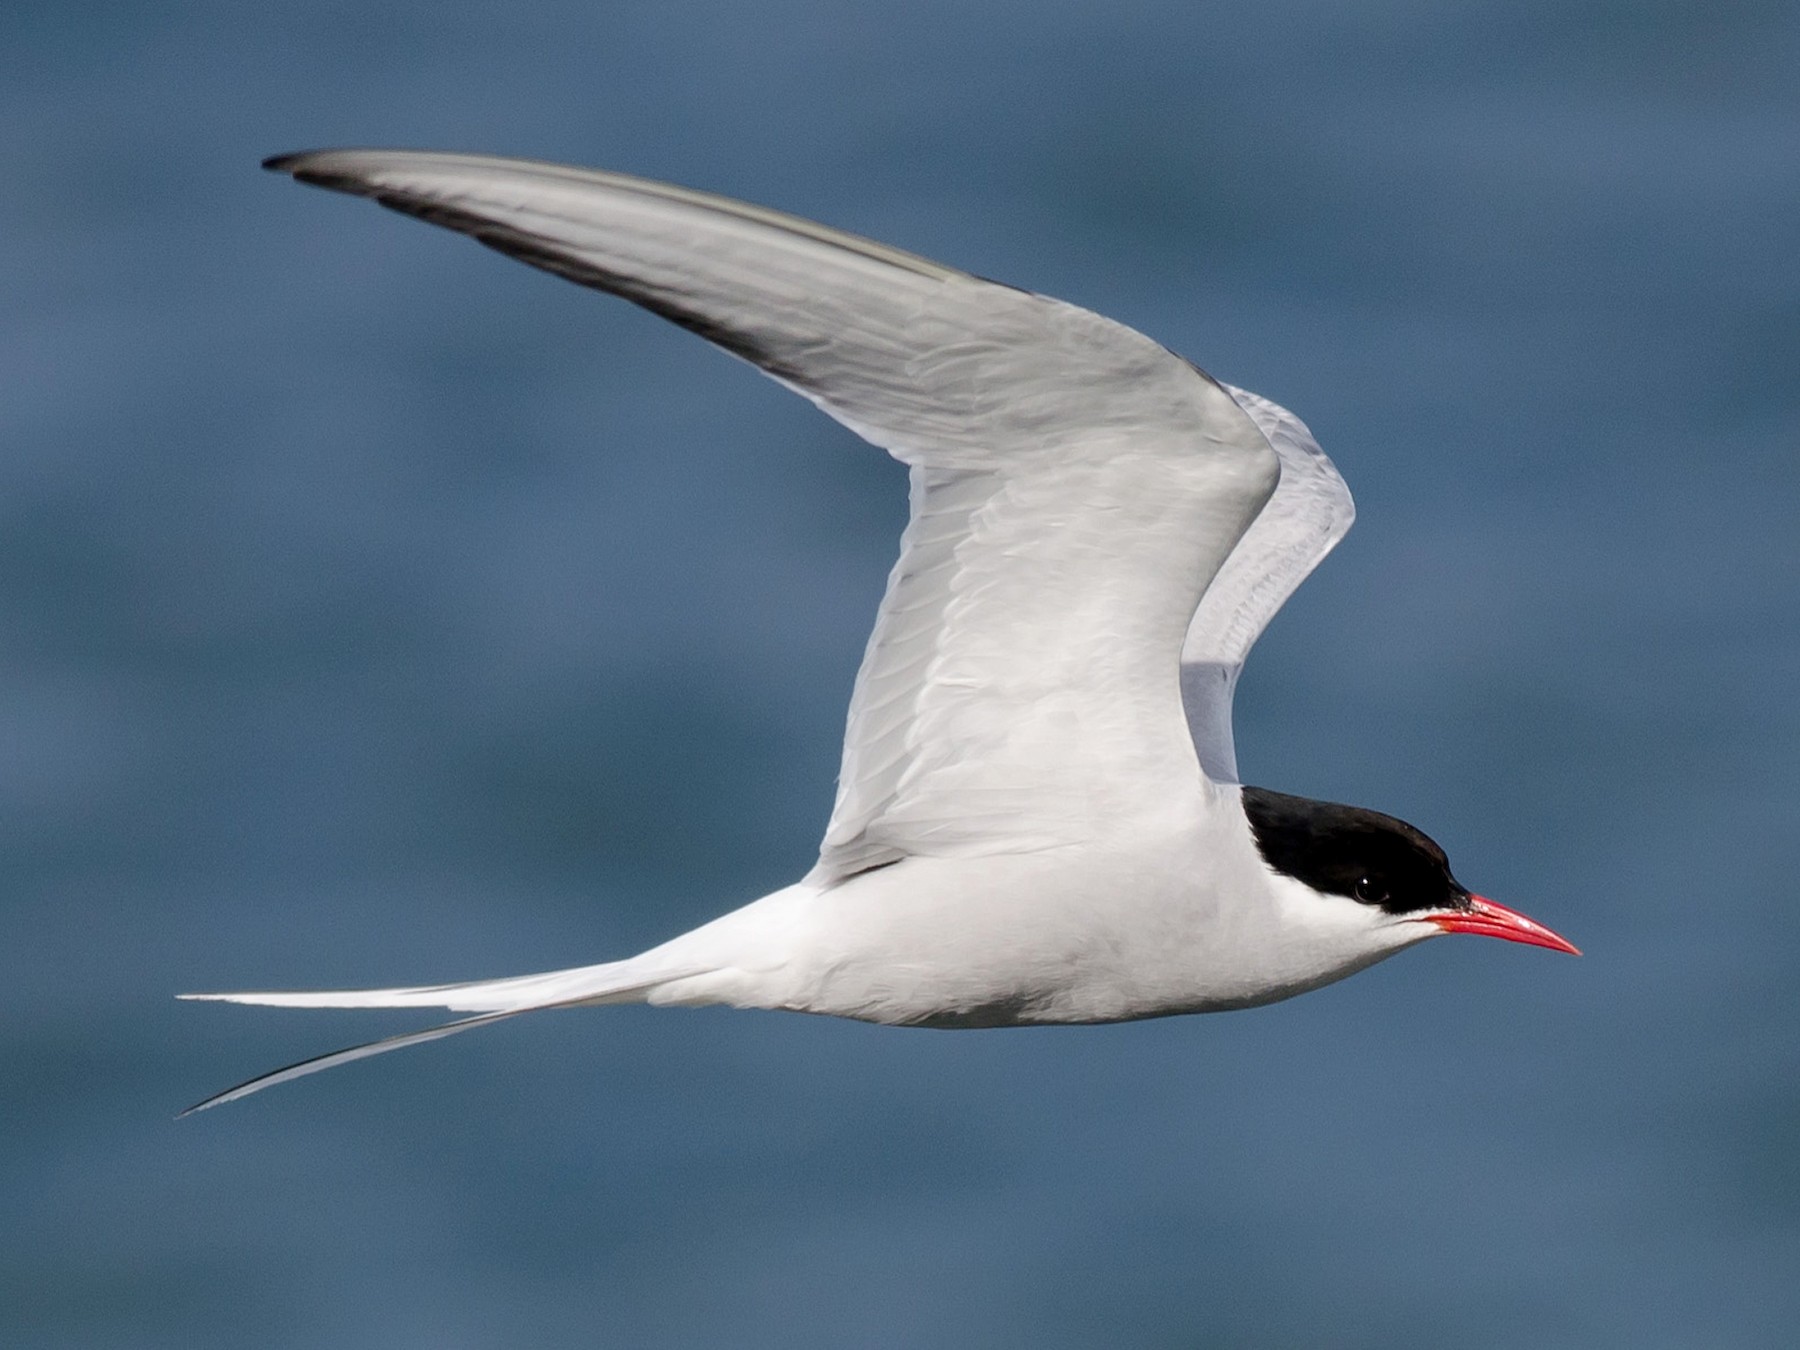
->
[181,150,1577,1114]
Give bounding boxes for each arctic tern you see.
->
[181,150,1577,1114]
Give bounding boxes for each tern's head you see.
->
[1239,786,1579,956]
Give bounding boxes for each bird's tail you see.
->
[177,953,703,1116]
[179,955,676,1014]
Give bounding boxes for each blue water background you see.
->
[4,3,1797,1345]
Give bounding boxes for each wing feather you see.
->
[268,151,1282,880]
[1179,385,1355,784]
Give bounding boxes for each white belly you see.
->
[640,809,1422,1026]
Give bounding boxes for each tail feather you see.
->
[178,956,713,1114]
[178,1007,533,1116]
[178,955,667,1013]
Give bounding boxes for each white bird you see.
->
[181,150,1577,1114]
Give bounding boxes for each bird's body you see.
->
[365,793,1385,1026]
[182,150,1575,1113]
[682,802,1415,1025]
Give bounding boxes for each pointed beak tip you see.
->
[1431,895,1581,957]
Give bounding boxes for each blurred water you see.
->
[3,3,1797,1346]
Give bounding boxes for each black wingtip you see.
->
[261,153,377,197]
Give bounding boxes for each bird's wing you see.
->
[268,151,1279,882]
[1178,385,1354,785]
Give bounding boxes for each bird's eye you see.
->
[1354,877,1386,905]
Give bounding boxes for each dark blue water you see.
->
[5,3,1797,1346]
